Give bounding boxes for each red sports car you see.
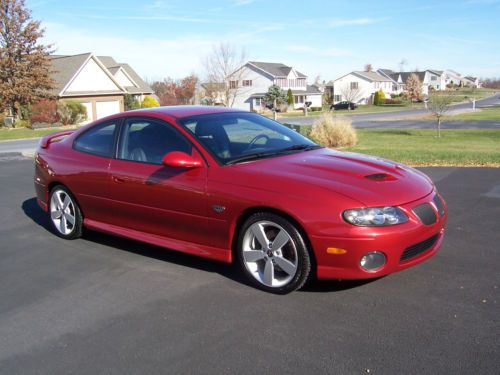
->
[34,106,447,293]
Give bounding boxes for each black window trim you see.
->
[72,118,122,159]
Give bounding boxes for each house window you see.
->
[294,95,304,104]
[350,82,359,90]
[255,98,262,107]
[334,95,341,102]
[431,76,437,81]
[243,80,252,87]
[229,80,238,89]
[375,82,380,89]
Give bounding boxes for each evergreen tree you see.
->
[287,88,294,106]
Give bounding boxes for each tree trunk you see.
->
[437,117,441,138]
[273,99,277,121]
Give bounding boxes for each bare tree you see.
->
[428,93,454,137]
[203,42,246,107]
[398,58,408,72]
[364,63,373,72]
[339,83,361,110]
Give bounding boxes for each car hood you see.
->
[224,148,434,207]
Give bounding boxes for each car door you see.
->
[69,120,119,223]
[106,117,211,246]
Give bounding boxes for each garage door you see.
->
[95,100,121,120]
[80,102,93,123]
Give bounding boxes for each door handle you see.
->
[112,176,126,183]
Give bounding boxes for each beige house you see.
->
[49,53,153,122]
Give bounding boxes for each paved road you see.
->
[0,138,39,156]
[284,94,500,125]
[0,158,498,374]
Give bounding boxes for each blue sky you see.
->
[28,0,500,82]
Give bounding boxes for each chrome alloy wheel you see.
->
[50,189,76,236]
[242,220,298,288]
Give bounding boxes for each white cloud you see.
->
[328,18,387,28]
[42,23,217,80]
[285,45,350,57]
[231,0,256,6]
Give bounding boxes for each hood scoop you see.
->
[364,173,397,182]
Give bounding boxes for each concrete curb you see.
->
[0,151,34,158]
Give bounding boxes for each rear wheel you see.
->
[237,212,311,294]
[49,185,83,239]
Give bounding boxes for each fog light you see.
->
[360,252,386,271]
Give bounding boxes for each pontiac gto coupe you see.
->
[34,106,447,293]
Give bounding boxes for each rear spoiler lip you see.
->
[40,130,75,149]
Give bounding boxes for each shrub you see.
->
[309,115,357,148]
[57,101,87,125]
[13,119,30,128]
[141,96,160,108]
[310,106,322,112]
[124,94,142,110]
[57,102,73,125]
[31,99,58,124]
[384,98,403,105]
[374,89,385,105]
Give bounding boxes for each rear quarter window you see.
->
[73,122,117,157]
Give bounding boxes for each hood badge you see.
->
[212,205,226,213]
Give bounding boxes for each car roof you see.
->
[122,105,245,120]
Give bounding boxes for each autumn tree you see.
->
[405,73,422,104]
[339,82,361,110]
[152,74,198,106]
[0,0,54,118]
[203,42,246,107]
[427,93,454,138]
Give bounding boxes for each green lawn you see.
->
[345,129,500,167]
[445,105,500,121]
[0,126,76,141]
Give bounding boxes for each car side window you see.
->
[73,122,117,157]
[118,118,192,165]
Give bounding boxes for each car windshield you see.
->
[179,112,320,164]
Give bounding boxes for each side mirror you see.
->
[162,151,202,168]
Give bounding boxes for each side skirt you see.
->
[84,218,232,263]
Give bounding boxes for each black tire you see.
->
[236,212,311,294]
[48,185,83,240]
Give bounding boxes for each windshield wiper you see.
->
[279,144,323,152]
[225,152,276,165]
[225,145,322,165]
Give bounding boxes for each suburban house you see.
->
[49,53,153,122]
[327,66,481,105]
[379,69,447,95]
[327,71,396,105]
[228,61,323,111]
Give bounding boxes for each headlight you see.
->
[343,206,408,226]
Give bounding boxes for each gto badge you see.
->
[212,205,226,213]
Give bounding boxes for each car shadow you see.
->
[22,197,377,294]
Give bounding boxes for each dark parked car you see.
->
[330,101,358,110]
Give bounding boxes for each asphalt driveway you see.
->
[0,158,498,374]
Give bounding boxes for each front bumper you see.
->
[312,191,447,280]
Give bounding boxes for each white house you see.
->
[49,53,153,122]
[388,70,446,95]
[228,61,323,111]
[329,71,395,104]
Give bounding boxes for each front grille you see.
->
[433,194,445,217]
[412,203,437,225]
[400,234,439,262]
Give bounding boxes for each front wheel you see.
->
[236,212,311,294]
[49,185,83,239]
